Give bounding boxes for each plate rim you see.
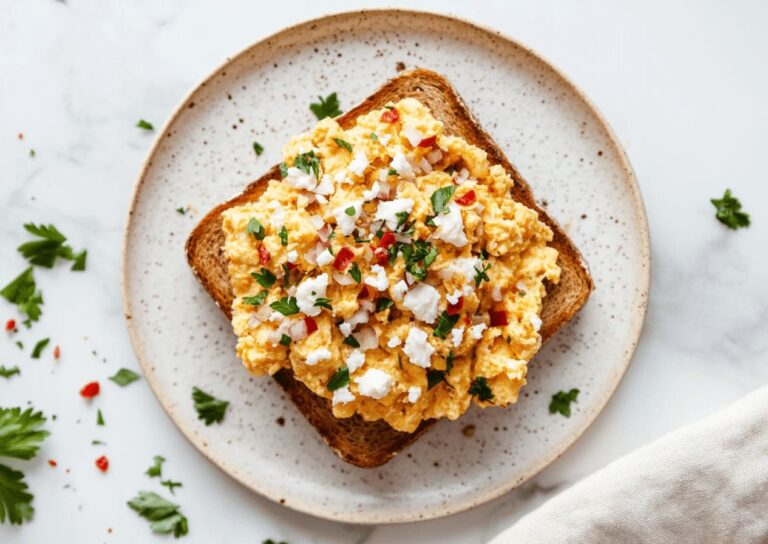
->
[121,7,651,525]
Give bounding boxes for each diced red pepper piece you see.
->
[95,455,109,472]
[48,459,57,467]
[53,345,61,360]
[332,246,355,271]
[373,247,389,265]
[258,244,270,265]
[357,285,370,299]
[304,316,318,335]
[378,231,396,249]
[454,190,476,206]
[80,381,100,398]
[489,310,508,327]
[418,135,437,148]
[380,108,399,123]
[5,319,15,331]
[285,262,297,271]
[446,297,464,316]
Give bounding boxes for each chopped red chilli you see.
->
[418,135,437,148]
[373,247,388,265]
[378,231,396,248]
[380,108,399,123]
[332,246,354,271]
[258,244,270,265]
[447,297,464,316]
[48,459,57,467]
[455,190,477,206]
[5,319,15,331]
[80,381,100,398]
[95,455,109,472]
[489,310,508,327]
[53,345,61,360]
[304,316,318,335]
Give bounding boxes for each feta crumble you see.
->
[348,152,370,177]
[332,385,355,406]
[332,200,362,235]
[354,368,393,399]
[364,264,389,291]
[403,283,440,323]
[375,198,414,230]
[470,323,487,340]
[295,273,328,317]
[432,202,468,247]
[346,349,366,373]
[305,348,332,366]
[402,327,434,368]
[450,326,464,348]
[407,386,422,403]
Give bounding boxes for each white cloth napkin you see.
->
[490,386,768,544]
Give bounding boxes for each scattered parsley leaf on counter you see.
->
[251,268,276,288]
[136,119,154,131]
[243,291,268,306]
[711,189,750,230]
[433,311,460,339]
[469,377,494,402]
[127,491,189,538]
[17,224,87,271]
[430,186,457,214]
[549,388,580,417]
[70,250,87,271]
[161,480,183,495]
[109,368,140,386]
[191,387,229,426]
[29,149,35,158]
[30,338,49,359]
[342,336,359,348]
[0,463,34,525]
[246,218,266,240]
[309,92,341,120]
[0,367,20,379]
[0,408,49,461]
[15,341,23,351]
[1,268,43,325]
[176,207,187,215]
[279,226,288,246]
[348,263,362,284]
[269,296,300,316]
[91,440,106,446]
[263,539,289,544]
[333,137,352,152]
[252,141,264,156]
[96,409,105,426]
[146,455,166,478]
[326,366,350,392]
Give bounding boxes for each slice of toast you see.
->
[185,69,593,468]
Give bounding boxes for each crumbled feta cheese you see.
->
[332,200,362,235]
[403,283,440,323]
[315,249,334,266]
[314,174,334,195]
[451,326,464,347]
[386,335,402,348]
[437,257,481,281]
[362,181,381,202]
[374,198,414,230]
[446,289,462,305]
[354,368,393,399]
[390,150,413,177]
[332,385,355,406]
[354,326,378,351]
[284,166,317,191]
[407,386,422,403]
[338,308,370,337]
[530,314,542,331]
[470,323,487,340]
[391,280,408,301]
[346,349,366,373]
[295,273,328,317]
[426,149,443,164]
[309,215,324,230]
[432,202,468,247]
[348,152,369,177]
[270,205,286,229]
[364,264,389,291]
[339,322,352,337]
[286,250,298,263]
[403,327,434,368]
[402,126,424,147]
[305,348,332,366]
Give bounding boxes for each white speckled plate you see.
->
[122,9,649,524]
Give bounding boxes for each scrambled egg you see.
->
[222,98,560,433]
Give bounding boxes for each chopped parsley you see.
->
[375,298,394,312]
[161,480,183,495]
[387,168,397,176]
[29,149,35,158]
[427,351,454,389]
[251,267,276,288]
[176,207,187,215]
[430,186,457,214]
[370,132,378,141]
[1,268,43,325]
[549,388,580,417]
[309,92,342,120]
[281,264,291,288]
[191,387,229,425]
[17,224,87,271]
[279,334,291,346]
[395,211,410,230]
[109,368,140,386]
[91,440,106,446]
[423,245,439,267]
[433,311,460,339]
[279,163,289,178]
[711,189,750,230]
[30,338,49,359]
[469,377,494,401]
[293,150,321,180]
[146,455,165,478]
[279,226,288,246]
[342,336,360,348]
[269,296,300,316]
[243,291,269,306]
[0,366,20,379]
[349,263,362,284]
[136,119,154,131]
[96,409,105,426]
[398,240,438,281]
[246,218,266,240]
[424,215,437,227]
[473,263,492,287]
[314,297,332,310]
[127,491,189,538]
[344,206,356,216]
[252,141,264,156]
[326,366,350,391]
[333,137,352,152]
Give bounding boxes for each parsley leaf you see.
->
[263,540,289,544]
[71,250,87,271]
[327,366,350,391]
[0,463,34,525]
[252,141,264,156]
[423,245,439,268]
[17,224,87,271]
[344,206,356,216]
[279,163,289,178]
[97,409,105,426]
[176,207,187,215]
[314,297,332,310]
[711,189,750,230]
[251,268,276,288]
[333,137,352,152]
[146,456,165,478]
[293,150,321,180]
[375,298,394,312]
[349,263,362,284]
[549,388,580,417]
[136,119,154,131]
[430,186,457,214]
[191,387,229,425]
[387,168,397,176]
[1,268,43,324]
[161,480,183,495]
[279,334,291,346]
[279,226,288,246]
[0,408,49,460]
[269,297,300,316]
[309,93,342,120]
[427,369,446,390]
[342,336,360,348]
[243,291,269,306]
[469,377,494,401]
[30,338,49,359]
[433,311,460,339]
[370,132,378,141]
[473,263,492,287]
[109,368,140,386]
[246,218,266,240]
[0,367,20,379]
[127,491,189,538]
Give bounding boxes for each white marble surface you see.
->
[1,1,766,542]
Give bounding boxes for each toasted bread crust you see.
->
[185,69,593,467]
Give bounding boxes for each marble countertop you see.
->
[1,1,766,542]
